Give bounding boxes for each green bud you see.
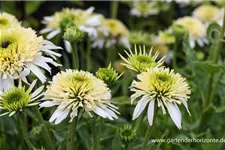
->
[63,26,85,43]
[96,63,122,87]
[119,124,136,144]
[172,23,187,39]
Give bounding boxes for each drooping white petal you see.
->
[39,101,60,108]
[46,29,61,39]
[32,58,52,73]
[25,63,46,83]
[132,98,148,120]
[180,99,191,116]
[55,109,70,124]
[64,40,72,53]
[39,28,54,34]
[165,102,182,129]
[147,99,155,126]
[20,68,30,84]
[93,107,107,118]
[189,39,195,48]
[49,109,64,123]
[69,109,78,123]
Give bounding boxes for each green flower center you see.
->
[2,88,30,111]
[1,40,11,49]
[157,74,170,82]
[136,55,154,64]
[0,18,8,25]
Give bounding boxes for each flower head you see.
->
[40,69,119,124]
[130,67,191,129]
[154,29,175,45]
[0,12,21,29]
[96,63,122,87]
[0,27,61,90]
[92,19,130,49]
[174,16,207,47]
[0,80,44,117]
[119,45,165,73]
[193,5,219,23]
[129,31,149,45]
[130,1,159,17]
[63,26,86,43]
[40,7,102,39]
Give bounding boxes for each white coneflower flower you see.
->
[0,12,21,29]
[0,80,44,117]
[92,19,130,49]
[40,7,103,53]
[40,69,119,124]
[0,27,61,90]
[119,45,165,73]
[130,1,159,17]
[174,16,208,48]
[193,4,220,24]
[153,29,175,45]
[130,67,191,129]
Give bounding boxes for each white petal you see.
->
[64,40,72,53]
[165,102,182,129]
[32,58,52,73]
[147,99,155,126]
[25,63,46,83]
[132,98,148,120]
[46,29,61,39]
[39,28,53,34]
[180,100,191,116]
[189,39,195,48]
[49,109,64,123]
[55,109,69,124]
[32,86,44,98]
[93,107,107,118]
[69,109,78,123]
[39,101,59,108]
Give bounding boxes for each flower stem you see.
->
[34,107,54,150]
[66,116,78,150]
[91,118,100,150]
[205,6,225,108]
[141,107,158,150]
[86,38,92,71]
[72,42,79,69]
[19,113,36,150]
[110,1,119,18]
[173,38,179,70]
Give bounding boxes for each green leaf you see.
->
[201,143,220,150]
[192,61,222,73]
[112,132,122,150]
[25,1,43,15]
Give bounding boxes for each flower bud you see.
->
[119,124,136,144]
[63,26,85,43]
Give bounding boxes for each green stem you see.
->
[110,1,119,18]
[66,116,78,150]
[19,113,36,150]
[141,125,154,150]
[134,113,145,131]
[141,107,158,150]
[173,38,179,70]
[86,38,92,71]
[72,42,79,69]
[205,6,225,108]
[91,118,99,150]
[34,107,54,150]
